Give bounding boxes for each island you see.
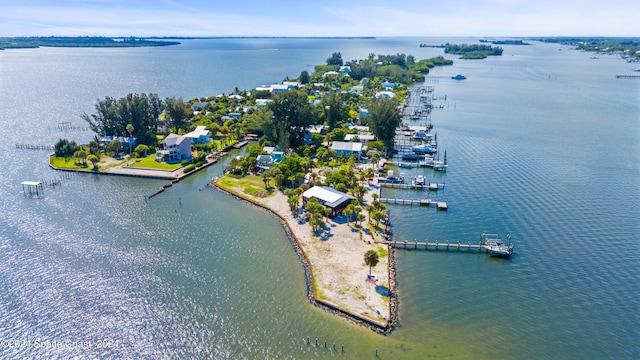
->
[420,43,504,59]
[0,36,179,50]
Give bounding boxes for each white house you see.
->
[157,133,192,163]
[344,134,376,143]
[331,141,363,159]
[184,126,211,144]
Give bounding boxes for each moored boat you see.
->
[452,73,466,80]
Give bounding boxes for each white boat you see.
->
[412,144,436,154]
[412,131,434,140]
[414,175,425,186]
[481,233,513,258]
[433,161,447,171]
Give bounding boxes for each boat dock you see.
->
[379,182,445,191]
[616,75,640,79]
[385,234,514,258]
[379,197,448,210]
[384,240,513,257]
[15,143,54,150]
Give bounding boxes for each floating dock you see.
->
[615,75,640,79]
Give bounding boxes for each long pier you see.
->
[15,143,54,150]
[379,182,445,191]
[384,240,513,257]
[379,197,448,210]
[616,75,640,79]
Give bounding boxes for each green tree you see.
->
[364,249,379,276]
[299,70,310,84]
[322,92,344,131]
[367,97,401,150]
[267,89,314,149]
[164,96,193,132]
[326,52,343,66]
[126,123,134,156]
[54,138,79,158]
[108,139,122,157]
[87,154,99,169]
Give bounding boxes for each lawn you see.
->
[49,156,93,170]
[216,174,273,198]
[132,155,183,170]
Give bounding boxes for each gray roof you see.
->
[163,133,189,146]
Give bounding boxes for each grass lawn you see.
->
[49,156,93,170]
[132,155,183,170]
[215,174,274,198]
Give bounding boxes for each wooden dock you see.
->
[379,197,448,210]
[15,143,54,150]
[616,75,640,79]
[379,182,445,191]
[384,240,513,257]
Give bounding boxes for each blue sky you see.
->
[1,0,637,37]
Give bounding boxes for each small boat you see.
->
[414,175,425,186]
[433,161,447,171]
[412,144,436,155]
[379,170,404,183]
[398,162,414,169]
[420,157,435,167]
[451,73,466,80]
[481,233,513,258]
[402,153,420,161]
[412,131,434,140]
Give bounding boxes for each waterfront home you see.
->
[302,186,356,217]
[344,134,376,143]
[184,125,211,144]
[331,141,363,159]
[256,154,273,170]
[99,136,137,152]
[157,133,192,163]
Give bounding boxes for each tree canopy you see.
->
[81,93,162,146]
[267,89,315,149]
[366,97,402,150]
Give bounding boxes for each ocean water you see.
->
[0,38,638,359]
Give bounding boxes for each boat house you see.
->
[302,186,356,217]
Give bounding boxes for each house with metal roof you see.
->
[184,125,211,144]
[302,186,356,216]
[331,141,363,159]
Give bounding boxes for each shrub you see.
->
[195,161,203,167]
[183,164,196,173]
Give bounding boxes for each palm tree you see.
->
[364,249,379,276]
[126,123,134,156]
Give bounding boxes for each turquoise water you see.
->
[0,38,638,359]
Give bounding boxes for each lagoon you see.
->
[0,37,638,359]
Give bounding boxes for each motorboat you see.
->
[412,144,436,155]
[451,73,466,80]
[414,175,425,186]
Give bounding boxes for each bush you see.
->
[54,139,79,158]
[181,159,191,166]
[183,164,196,173]
[195,161,203,167]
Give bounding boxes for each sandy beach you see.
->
[213,173,396,331]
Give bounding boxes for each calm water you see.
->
[0,38,638,359]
